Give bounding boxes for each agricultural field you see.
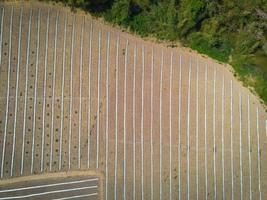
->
[0,171,100,199]
[0,2,266,199]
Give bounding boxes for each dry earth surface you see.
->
[0,170,101,199]
[0,1,267,200]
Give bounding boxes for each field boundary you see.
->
[0,170,104,199]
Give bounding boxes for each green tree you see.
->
[105,0,130,24]
[177,0,207,37]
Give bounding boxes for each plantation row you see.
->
[0,3,266,199]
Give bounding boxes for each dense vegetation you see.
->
[50,0,267,104]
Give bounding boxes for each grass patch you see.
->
[232,54,267,103]
[187,32,231,63]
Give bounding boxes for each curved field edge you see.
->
[7,0,266,107]
[42,0,267,106]
[0,3,266,200]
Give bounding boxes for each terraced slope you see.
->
[0,2,266,200]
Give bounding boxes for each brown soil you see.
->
[0,2,266,200]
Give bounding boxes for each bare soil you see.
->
[0,2,266,199]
